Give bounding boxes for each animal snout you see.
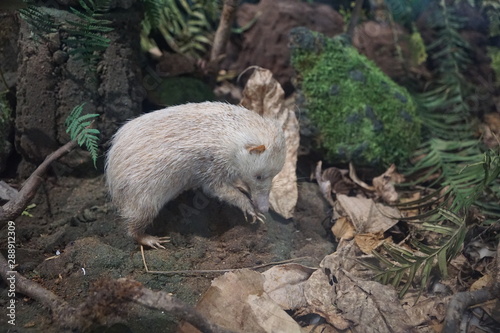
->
[253,196,270,213]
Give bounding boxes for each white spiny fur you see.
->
[105,102,286,248]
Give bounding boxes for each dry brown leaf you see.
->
[262,263,315,309]
[315,161,356,203]
[399,191,421,218]
[321,242,454,332]
[303,269,351,330]
[240,67,299,219]
[470,274,492,291]
[336,271,414,332]
[335,194,401,233]
[178,269,302,333]
[372,164,405,203]
[348,162,375,191]
[331,216,355,241]
[315,160,335,206]
[321,242,414,333]
[401,292,449,327]
[482,113,500,147]
[265,264,351,330]
[354,231,389,254]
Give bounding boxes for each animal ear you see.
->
[246,144,266,155]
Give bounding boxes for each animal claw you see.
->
[139,235,170,249]
[245,212,266,224]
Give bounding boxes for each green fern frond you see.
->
[141,0,219,57]
[367,0,500,298]
[142,0,164,33]
[65,103,100,167]
[64,0,112,65]
[19,5,58,34]
[402,140,500,217]
[18,0,113,67]
[481,0,500,37]
[367,209,467,298]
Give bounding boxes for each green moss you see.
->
[290,28,421,168]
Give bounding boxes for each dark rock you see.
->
[349,70,365,82]
[400,110,413,122]
[14,6,143,177]
[394,92,408,103]
[221,0,344,95]
[330,85,340,96]
[353,21,414,81]
[52,50,68,65]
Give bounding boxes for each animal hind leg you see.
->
[126,216,170,249]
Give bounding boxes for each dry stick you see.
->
[442,240,500,332]
[207,0,239,85]
[346,0,364,39]
[141,245,313,275]
[0,140,78,222]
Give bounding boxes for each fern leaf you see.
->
[19,6,58,34]
[65,103,100,167]
[63,0,113,66]
[141,0,218,57]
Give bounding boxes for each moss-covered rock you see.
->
[290,27,421,168]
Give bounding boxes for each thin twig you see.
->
[142,253,314,275]
[346,0,364,39]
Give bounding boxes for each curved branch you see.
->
[207,0,239,79]
[0,140,78,222]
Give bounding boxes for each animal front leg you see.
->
[203,183,265,223]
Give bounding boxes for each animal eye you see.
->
[256,175,263,181]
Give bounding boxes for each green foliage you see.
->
[481,0,500,37]
[384,0,432,27]
[290,28,421,168]
[367,146,500,297]
[489,47,500,87]
[360,0,500,297]
[401,144,500,219]
[19,4,57,34]
[21,203,37,217]
[365,209,467,298]
[408,29,427,66]
[65,0,113,65]
[17,0,113,66]
[65,103,100,167]
[140,0,220,57]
